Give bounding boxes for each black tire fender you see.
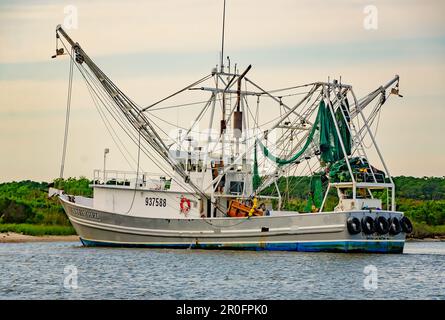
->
[375,216,389,235]
[389,217,402,235]
[361,216,375,235]
[347,217,362,235]
[400,216,413,234]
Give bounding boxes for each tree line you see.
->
[0,176,444,227]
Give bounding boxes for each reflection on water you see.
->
[0,241,444,300]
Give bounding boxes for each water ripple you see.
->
[0,241,444,299]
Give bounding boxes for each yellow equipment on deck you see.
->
[227,199,263,217]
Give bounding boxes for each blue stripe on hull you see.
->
[79,238,404,254]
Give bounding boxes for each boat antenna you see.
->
[220,0,226,72]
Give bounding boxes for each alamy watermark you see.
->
[63,265,78,290]
[363,5,378,30]
[63,5,78,30]
[363,264,378,291]
[165,125,279,173]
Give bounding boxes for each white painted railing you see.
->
[92,170,172,190]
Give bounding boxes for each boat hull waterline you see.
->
[60,197,406,253]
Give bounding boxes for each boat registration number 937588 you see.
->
[145,197,167,207]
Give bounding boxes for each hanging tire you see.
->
[361,216,375,235]
[400,216,413,234]
[388,217,401,235]
[347,217,361,235]
[374,216,389,235]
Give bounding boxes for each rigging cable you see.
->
[59,47,74,178]
[141,74,213,112]
[362,95,388,149]
[84,71,140,171]
[59,39,229,216]
[76,60,142,170]
[59,40,196,196]
[125,128,142,214]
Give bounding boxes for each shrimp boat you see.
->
[52,13,412,253]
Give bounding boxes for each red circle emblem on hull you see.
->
[180,196,191,215]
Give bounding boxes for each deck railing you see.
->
[92,170,172,190]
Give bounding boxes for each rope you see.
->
[83,68,140,170]
[149,98,223,111]
[59,47,74,178]
[125,129,142,214]
[141,74,213,112]
[59,39,199,197]
[371,95,387,139]
[362,95,387,149]
[58,38,231,216]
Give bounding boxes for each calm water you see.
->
[0,241,444,300]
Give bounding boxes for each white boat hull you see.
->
[60,196,406,253]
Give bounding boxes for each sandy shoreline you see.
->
[407,237,445,242]
[0,232,79,243]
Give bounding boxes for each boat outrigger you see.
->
[52,10,412,253]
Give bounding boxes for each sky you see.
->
[0,0,444,182]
